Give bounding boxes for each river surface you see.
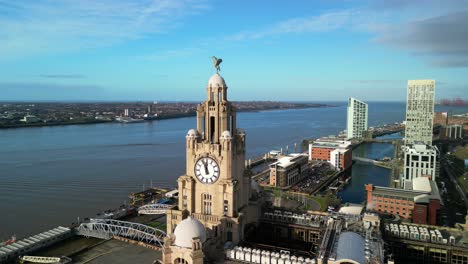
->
[338,142,396,204]
[0,102,466,239]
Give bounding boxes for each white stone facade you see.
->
[404,80,435,145]
[401,144,438,189]
[346,97,368,139]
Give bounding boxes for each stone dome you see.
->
[186,129,199,138]
[220,130,232,140]
[174,216,207,248]
[208,73,226,88]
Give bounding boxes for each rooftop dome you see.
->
[186,129,199,138]
[174,216,207,248]
[208,73,226,88]
[220,130,232,140]
[336,232,365,264]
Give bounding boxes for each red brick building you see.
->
[365,177,441,225]
[309,138,352,171]
[330,148,353,171]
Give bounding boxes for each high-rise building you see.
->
[346,97,368,139]
[405,80,435,145]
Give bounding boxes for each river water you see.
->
[338,142,396,204]
[0,102,466,239]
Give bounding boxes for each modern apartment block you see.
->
[346,97,368,139]
[309,137,352,171]
[405,80,435,145]
[401,144,439,189]
[269,154,309,187]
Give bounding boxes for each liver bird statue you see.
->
[211,56,222,73]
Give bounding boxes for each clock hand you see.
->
[203,160,209,175]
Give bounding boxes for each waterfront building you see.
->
[440,124,464,140]
[165,72,259,262]
[401,144,439,189]
[269,153,309,187]
[19,114,41,123]
[346,97,368,139]
[404,80,435,145]
[0,226,72,263]
[309,138,352,171]
[162,61,384,263]
[330,148,352,172]
[383,221,468,263]
[366,177,441,225]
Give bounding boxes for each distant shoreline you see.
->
[0,103,335,130]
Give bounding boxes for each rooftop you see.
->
[270,154,308,169]
[338,204,364,216]
[402,144,438,154]
[0,226,71,258]
[384,222,468,249]
[310,138,351,149]
[370,177,441,203]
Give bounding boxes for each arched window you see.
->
[174,258,188,264]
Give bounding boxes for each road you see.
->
[285,192,322,211]
[441,155,468,208]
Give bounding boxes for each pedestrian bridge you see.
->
[352,156,376,163]
[75,219,166,247]
[138,203,175,215]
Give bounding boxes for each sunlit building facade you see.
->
[405,80,435,145]
[346,97,368,139]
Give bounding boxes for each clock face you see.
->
[194,157,220,184]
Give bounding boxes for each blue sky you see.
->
[0,0,467,101]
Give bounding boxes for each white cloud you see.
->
[375,11,468,67]
[0,0,209,59]
[222,1,468,68]
[226,10,355,41]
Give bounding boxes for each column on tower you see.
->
[202,73,235,144]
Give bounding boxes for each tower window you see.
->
[202,193,212,215]
[210,116,215,143]
[224,200,228,215]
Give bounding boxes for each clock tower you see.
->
[166,72,251,256]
